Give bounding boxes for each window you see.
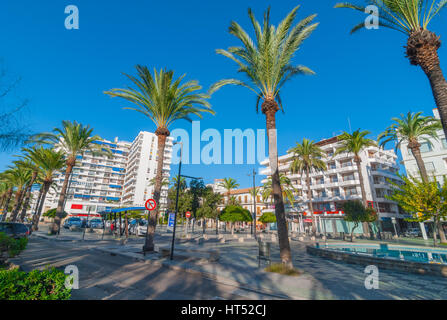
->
[328,162,336,169]
[442,138,447,149]
[424,161,436,173]
[420,142,432,153]
[332,188,340,196]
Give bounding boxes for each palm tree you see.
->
[262,174,297,206]
[335,0,447,138]
[172,175,187,191]
[334,130,377,237]
[218,178,240,204]
[8,164,31,222]
[105,66,214,252]
[378,112,442,182]
[25,147,65,231]
[334,130,377,206]
[209,6,318,267]
[30,120,107,234]
[289,139,327,235]
[0,171,14,222]
[16,150,42,222]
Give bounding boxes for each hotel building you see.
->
[259,135,405,232]
[208,179,267,218]
[34,132,173,217]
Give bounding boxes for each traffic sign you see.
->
[185,211,191,218]
[167,213,176,232]
[145,199,157,211]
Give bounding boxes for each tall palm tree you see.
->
[334,130,377,236]
[262,174,297,206]
[0,171,14,222]
[172,175,187,191]
[334,130,377,206]
[25,148,65,231]
[335,0,447,138]
[105,66,214,252]
[16,151,42,222]
[8,164,31,222]
[210,6,318,267]
[289,139,327,235]
[30,121,107,234]
[218,178,240,204]
[378,112,442,182]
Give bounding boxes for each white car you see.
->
[128,219,148,236]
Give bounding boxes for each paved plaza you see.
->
[21,223,447,300]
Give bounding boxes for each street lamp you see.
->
[247,169,257,240]
[170,141,202,261]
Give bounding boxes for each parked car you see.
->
[87,218,104,229]
[128,219,147,236]
[0,222,30,239]
[63,217,83,229]
[405,227,421,238]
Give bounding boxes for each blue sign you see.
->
[167,213,175,231]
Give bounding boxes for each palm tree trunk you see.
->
[32,182,50,231]
[19,171,38,222]
[262,99,292,268]
[409,145,429,182]
[10,189,24,222]
[306,167,316,235]
[143,130,168,252]
[51,163,74,234]
[422,54,447,139]
[354,157,371,237]
[1,188,13,222]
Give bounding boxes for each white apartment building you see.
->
[33,132,173,217]
[260,135,404,231]
[122,131,173,209]
[401,108,447,183]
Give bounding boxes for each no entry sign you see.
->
[185,211,191,218]
[145,199,157,211]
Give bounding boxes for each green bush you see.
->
[0,232,28,260]
[0,267,71,300]
[43,208,68,219]
[259,212,276,223]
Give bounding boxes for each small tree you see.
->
[219,205,252,235]
[387,175,447,246]
[259,211,277,232]
[343,200,377,242]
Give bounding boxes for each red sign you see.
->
[145,199,157,211]
[71,204,83,209]
[185,211,191,218]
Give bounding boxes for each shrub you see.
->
[0,267,71,300]
[265,263,301,276]
[0,232,28,266]
[43,208,68,219]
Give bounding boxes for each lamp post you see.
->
[247,169,257,240]
[170,142,202,260]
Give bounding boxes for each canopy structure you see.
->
[98,207,146,215]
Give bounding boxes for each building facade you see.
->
[33,132,173,218]
[400,108,447,183]
[122,131,173,209]
[208,179,267,218]
[259,135,405,232]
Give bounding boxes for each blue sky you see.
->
[0,0,446,189]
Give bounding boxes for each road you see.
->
[12,237,275,300]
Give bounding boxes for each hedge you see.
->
[0,267,71,300]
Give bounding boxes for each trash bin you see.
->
[258,241,271,267]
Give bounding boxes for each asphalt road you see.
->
[12,237,274,300]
